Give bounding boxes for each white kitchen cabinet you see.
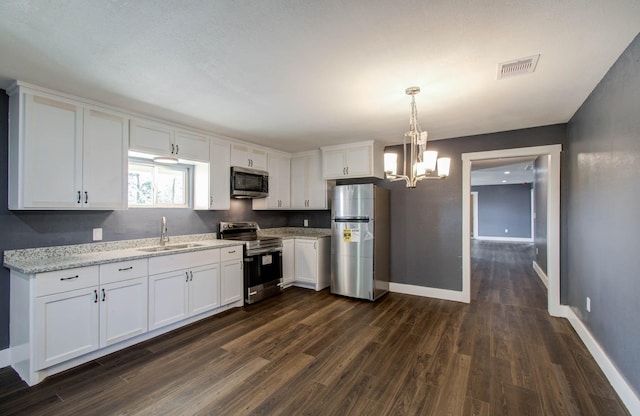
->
[320,140,385,180]
[291,150,331,209]
[189,263,221,315]
[148,249,221,330]
[230,143,267,170]
[33,265,100,370]
[209,139,231,210]
[98,259,149,348]
[130,119,209,162]
[282,239,295,287]
[8,85,128,210]
[35,285,100,370]
[294,237,331,291]
[252,152,291,210]
[220,246,243,305]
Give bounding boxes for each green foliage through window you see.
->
[128,159,189,207]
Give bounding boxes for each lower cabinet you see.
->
[282,237,331,291]
[220,246,243,305]
[35,285,100,370]
[282,239,295,287]
[99,276,148,348]
[148,261,220,331]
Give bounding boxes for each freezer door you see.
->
[331,221,375,300]
[332,184,374,219]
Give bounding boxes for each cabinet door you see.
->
[321,149,347,179]
[148,270,189,330]
[129,119,174,156]
[230,144,267,170]
[290,155,308,209]
[174,131,209,162]
[83,108,128,209]
[294,239,317,284]
[344,146,372,177]
[307,152,329,209]
[99,277,148,348]
[22,93,83,208]
[35,287,99,370]
[254,153,290,210]
[209,140,231,210]
[220,260,243,305]
[189,263,220,316]
[282,239,295,286]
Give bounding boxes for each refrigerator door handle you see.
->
[334,216,370,223]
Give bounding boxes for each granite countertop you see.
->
[3,233,244,274]
[259,227,331,240]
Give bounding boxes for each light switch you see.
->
[304,219,309,227]
[93,228,103,241]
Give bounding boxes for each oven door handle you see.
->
[245,247,283,256]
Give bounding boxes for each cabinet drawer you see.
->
[36,266,99,297]
[220,246,243,262]
[148,249,220,275]
[100,259,148,284]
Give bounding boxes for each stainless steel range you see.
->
[219,222,283,304]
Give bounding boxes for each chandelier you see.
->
[384,87,450,188]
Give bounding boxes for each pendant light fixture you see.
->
[384,87,450,188]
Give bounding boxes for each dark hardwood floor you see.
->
[0,241,629,415]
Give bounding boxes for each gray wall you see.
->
[533,155,549,273]
[0,89,330,349]
[566,33,640,397]
[471,184,532,238]
[387,124,565,290]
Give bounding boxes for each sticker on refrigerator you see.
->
[343,229,360,243]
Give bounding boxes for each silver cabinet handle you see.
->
[228,249,236,254]
[118,266,133,272]
[60,275,79,281]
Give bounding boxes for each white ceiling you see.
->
[0,1,638,153]
[471,157,536,186]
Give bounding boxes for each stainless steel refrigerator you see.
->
[331,184,390,300]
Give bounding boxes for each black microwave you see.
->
[230,166,269,198]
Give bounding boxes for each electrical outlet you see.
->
[535,247,539,255]
[93,228,103,241]
[303,219,309,227]
[586,297,591,312]
[505,228,509,233]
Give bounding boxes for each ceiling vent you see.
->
[497,54,540,80]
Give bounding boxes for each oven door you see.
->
[243,249,283,304]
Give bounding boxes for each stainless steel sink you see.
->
[138,243,203,253]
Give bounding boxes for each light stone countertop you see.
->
[3,233,244,275]
[259,227,331,240]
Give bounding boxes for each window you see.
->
[128,159,190,207]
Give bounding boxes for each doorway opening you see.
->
[461,145,562,316]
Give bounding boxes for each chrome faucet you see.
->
[160,216,169,246]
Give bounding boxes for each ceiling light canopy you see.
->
[384,87,450,188]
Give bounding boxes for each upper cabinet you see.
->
[129,119,209,163]
[320,140,385,180]
[230,143,267,170]
[206,139,231,210]
[252,152,291,210]
[291,150,331,210]
[8,84,128,210]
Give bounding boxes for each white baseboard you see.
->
[532,260,549,288]
[475,236,533,243]
[561,305,640,415]
[389,282,467,303]
[0,347,9,368]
